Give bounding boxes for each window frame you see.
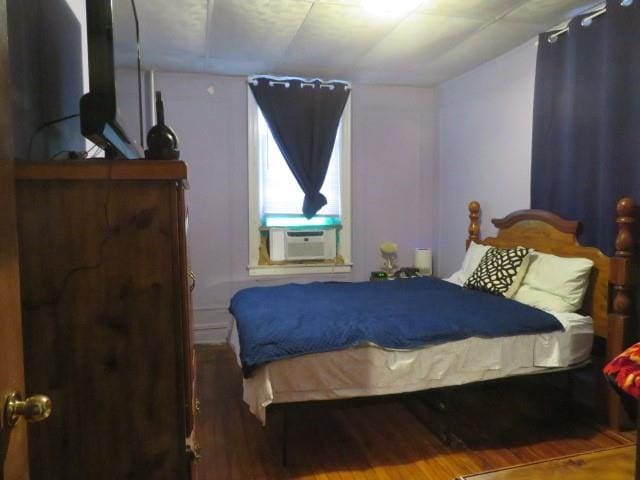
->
[247,84,352,276]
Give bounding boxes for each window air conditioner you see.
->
[269,228,337,261]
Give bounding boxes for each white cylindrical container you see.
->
[414,248,432,276]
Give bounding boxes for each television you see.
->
[80,0,143,159]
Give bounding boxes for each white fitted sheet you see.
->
[230,312,593,424]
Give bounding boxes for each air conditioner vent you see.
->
[268,228,337,261]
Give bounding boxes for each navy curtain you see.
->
[531,1,640,255]
[250,78,350,218]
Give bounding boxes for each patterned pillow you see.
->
[464,246,532,297]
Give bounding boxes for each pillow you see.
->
[510,285,571,312]
[444,242,492,286]
[464,246,531,297]
[512,252,593,312]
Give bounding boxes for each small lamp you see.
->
[414,248,432,276]
[379,241,398,275]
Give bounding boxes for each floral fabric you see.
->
[604,342,640,399]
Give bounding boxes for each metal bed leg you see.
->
[565,371,573,401]
[563,371,575,416]
[281,407,288,467]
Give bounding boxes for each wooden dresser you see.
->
[14,160,198,479]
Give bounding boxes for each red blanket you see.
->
[604,342,640,399]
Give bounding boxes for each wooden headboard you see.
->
[465,199,636,343]
[465,198,637,431]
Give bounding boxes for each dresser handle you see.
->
[186,443,202,462]
[188,270,196,292]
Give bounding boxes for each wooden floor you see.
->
[194,345,635,480]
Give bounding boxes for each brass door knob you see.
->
[3,391,52,428]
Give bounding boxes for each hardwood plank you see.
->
[457,445,634,480]
[194,345,635,480]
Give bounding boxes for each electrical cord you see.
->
[84,143,100,158]
[86,144,105,158]
[48,140,103,160]
[27,113,80,161]
[22,162,115,313]
[49,150,76,160]
[49,150,88,160]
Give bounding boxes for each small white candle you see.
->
[414,248,432,275]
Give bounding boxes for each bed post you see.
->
[466,201,481,250]
[607,196,636,430]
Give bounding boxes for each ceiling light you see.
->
[361,0,424,18]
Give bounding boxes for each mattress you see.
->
[229,312,593,424]
[230,277,564,376]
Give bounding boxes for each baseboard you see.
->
[193,307,232,345]
[193,322,229,344]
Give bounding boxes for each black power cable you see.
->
[27,113,80,161]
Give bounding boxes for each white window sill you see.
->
[248,263,353,277]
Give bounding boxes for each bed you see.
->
[230,199,637,430]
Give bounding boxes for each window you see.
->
[248,85,352,276]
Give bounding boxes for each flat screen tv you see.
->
[80,0,143,159]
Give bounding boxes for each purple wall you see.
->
[351,85,438,279]
[153,73,438,342]
[436,40,537,278]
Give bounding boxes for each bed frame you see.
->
[466,198,637,430]
[268,199,637,465]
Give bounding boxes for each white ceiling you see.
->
[118,0,598,87]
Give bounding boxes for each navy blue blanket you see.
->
[230,277,563,377]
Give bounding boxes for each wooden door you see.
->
[0,159,29,480]
[0,0,29,478]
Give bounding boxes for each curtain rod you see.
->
[546,0,634,44]
[247,75,351,90]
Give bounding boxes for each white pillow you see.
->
[512,252,594,312]
[512,285,573,312]
[444,242,492,286]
